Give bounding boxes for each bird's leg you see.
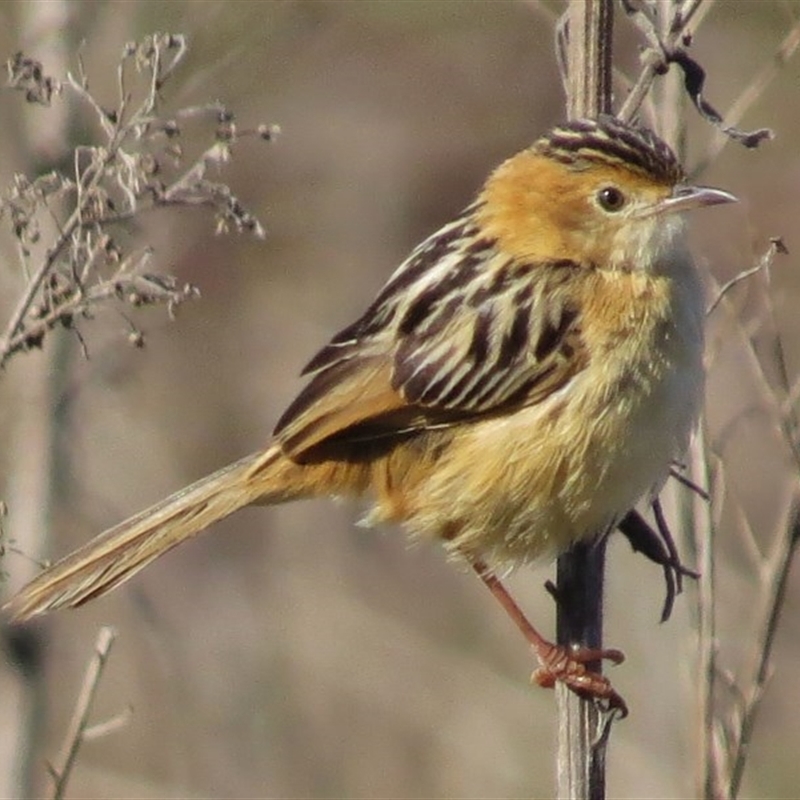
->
[470,560,628,717]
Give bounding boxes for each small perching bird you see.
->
[3,115,735,714]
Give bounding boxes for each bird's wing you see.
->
[274,216,588,461]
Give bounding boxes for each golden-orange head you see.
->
[476,115,735,273]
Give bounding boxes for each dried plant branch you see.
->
[677,0,711,30]
[706,240,795,466]
[47,627,121,800]
[668,466,710,501]
[618,0,697,122]
[712,239,800,795]
[706,238,785,316]
[1,33,275,799]
[685,421,718,799]
[82,705,134,742]
[694,18,800,175]
[556,3,616,799]
[726,496,800,798]
[0,33,275,371]
[5,51,62,105]
[697,223,797,797]
[618,0,772,150]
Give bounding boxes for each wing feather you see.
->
[392,258,585,412]
[274,212,588,461]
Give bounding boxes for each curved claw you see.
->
[468,562,629,717]
[566,645,625,667]
[531,643,629,718]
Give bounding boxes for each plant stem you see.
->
[556,2,614,799]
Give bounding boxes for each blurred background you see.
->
[0,1,798,797]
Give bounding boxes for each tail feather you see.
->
[3,444,304,622]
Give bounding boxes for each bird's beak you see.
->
[649,184,738,217]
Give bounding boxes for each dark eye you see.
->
[597,186,626,212]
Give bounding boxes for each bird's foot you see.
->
[531,641,628,718]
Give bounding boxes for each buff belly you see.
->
[391,323,703,566]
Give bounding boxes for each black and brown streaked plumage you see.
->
[3,115,735,712]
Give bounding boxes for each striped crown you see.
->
[533,115,684,186]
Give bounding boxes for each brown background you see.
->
[1,1,799,797]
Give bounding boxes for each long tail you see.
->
[3,444,314,622]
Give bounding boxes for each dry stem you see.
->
[0,34,273,370]
[556,2,615,798]
[701,236,798,797]
[47,627,120,800]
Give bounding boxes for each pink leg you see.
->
[471,560,628,717]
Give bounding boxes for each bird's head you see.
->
[476,115,735,274]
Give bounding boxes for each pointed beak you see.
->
[652,184,738,216]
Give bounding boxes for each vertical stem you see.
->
[556,539,610,800]
[565,0,614,121]
[556,2,613,799]
[686,423,718,799]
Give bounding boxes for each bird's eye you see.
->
[597,186,626,212]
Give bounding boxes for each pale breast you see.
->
[400,262,705,568]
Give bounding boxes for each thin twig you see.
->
[705,239,782,316]
[617,0,705,123]
[47,627,119,800]
[0,97,122,367]
[694,18,800,175]
[0,36,271,370]
[727,496,800,797]
[697,202,797,797]
[82,705,134,742]
[717,240,800,795]
[686,421,718,799]
[618,49,664,124]
[678,0,711,30]
[705,242,797,473]
[669,465,710,501]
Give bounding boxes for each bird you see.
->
[2,114,735,714]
